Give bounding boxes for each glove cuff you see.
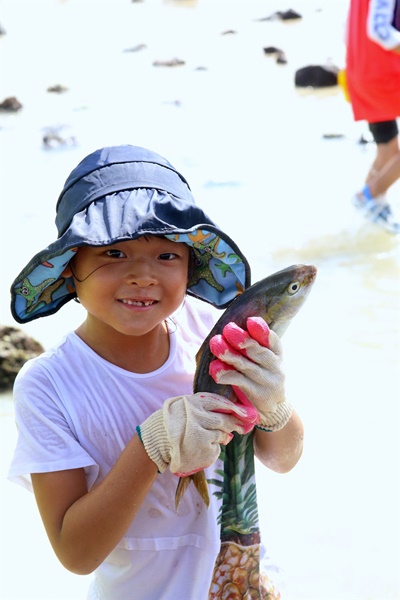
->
[257,402,293,433]
[138,410,170,473]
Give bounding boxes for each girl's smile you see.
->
[118,298,158,308]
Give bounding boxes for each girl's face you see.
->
[64,236,190,340]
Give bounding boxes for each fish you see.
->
[175,263,317,509]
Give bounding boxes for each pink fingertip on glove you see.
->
[245,316,270,348]
[209,334,241,360]
[221,322,249,351]
[209,358,236,381]
[220,317,270,353]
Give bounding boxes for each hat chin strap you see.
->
[69,260,113,283]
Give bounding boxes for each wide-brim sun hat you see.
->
[11,144,251,324]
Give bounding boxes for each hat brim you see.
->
[11,189,250,323]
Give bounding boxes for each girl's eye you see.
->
[159,252,177,261]
[105,249,126,259]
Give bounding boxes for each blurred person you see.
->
[345,0,400,233]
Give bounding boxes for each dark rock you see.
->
[322,133,345,139]
[47,84,69,93]
[295,64,339,88]
[0,96,23,112]
[0,326,44,391]
[263,46,281,54]
[276,9,302,20]
[221,30,237,35]
[263,47,288,64]
[256,9,302,22]
[152,58,185,67]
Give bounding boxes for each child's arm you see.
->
[252,410,304,472]
[31,391,255,575]
[31,434,158,575]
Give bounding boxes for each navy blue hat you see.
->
[11,145,251,323]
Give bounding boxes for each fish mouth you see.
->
[292,264,317,289]
[288,264,318,300]
[297,264,317,279]
[303,264,317,284]
[308,265,318,278]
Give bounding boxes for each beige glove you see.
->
[137,392,258,476]
[209,317,293,432]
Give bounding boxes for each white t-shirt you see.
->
[8,296,224,600]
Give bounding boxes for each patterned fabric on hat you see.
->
[166,231,246,305]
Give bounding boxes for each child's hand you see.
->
[137,392,258,476]
[209,316,293,432]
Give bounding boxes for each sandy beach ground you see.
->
[1,1,399,598]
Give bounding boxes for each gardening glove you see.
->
[209,316,293,432]
[137,392,258,477]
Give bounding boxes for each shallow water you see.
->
[1,1,399,598]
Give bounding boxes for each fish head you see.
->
[255,264,317,336]
[194,263,317,393]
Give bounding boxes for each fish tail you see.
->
[175,471,210,510]
[175,476,191,510]
[192,470,210,507]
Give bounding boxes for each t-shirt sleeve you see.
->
[8,361,99,492]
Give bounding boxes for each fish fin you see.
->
[192,470,210,507]
[175,476,192,511]
[175,471,210,510]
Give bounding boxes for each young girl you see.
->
[8,144,303,599]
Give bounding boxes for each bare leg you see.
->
[352,133,400,233]
[366,139,400,198]
[366,136,400,185]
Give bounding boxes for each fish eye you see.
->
[287,281,300,295]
